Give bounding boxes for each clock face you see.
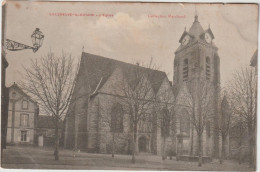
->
[182,35,190,45]
[205,33,212,43]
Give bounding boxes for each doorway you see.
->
[138,136,147,152]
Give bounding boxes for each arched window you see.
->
[22,99,29,109]
[206,121,211,138]
[214,54,220,83]
[111,103,123,133]
[161,108,170,137]
[180,109,190,135]
[183,59,189,82]
[206,57,211,80]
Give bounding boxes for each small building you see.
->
[36,115,63,147]
[7,83,39,145]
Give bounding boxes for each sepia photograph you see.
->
[0,1,258,171]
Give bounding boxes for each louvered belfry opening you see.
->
[183,58,189,82]
[206,57,211,80]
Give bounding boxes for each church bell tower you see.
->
[173,14,221,157]
[174,14,220,86]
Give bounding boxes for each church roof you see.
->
[66,52,170,118]
[77,52,168,95]
[175,14,216,54]
[188,15,205,39]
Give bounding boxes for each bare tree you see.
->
[116,59,171,164]
[21,52,78,160]
[120,63,155,163]
[160,108,171,160]
[153,87,176,160]
[180,79,215,166]
[229,111,247,165]
[227,66,257,169]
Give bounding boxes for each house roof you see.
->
[8,83,37,104]
[37,115,63,129]
[78,52,168,94]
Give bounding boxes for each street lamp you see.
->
[31,28,44,52]
[6,28,44,53]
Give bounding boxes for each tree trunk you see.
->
[252,121,256,169]
[112,132,115,158]
[54,117,59,160]
[132,140,136,163]
[253,83,257,170]
[252,137,256,169]
[190,124,194,156]
[248,122,253,168]
[238,134,242,165]
[252,131,256,169]
[238,147,242,165]
[197,91,202,167]
[220,134,226,164]
[162,136,166,160]
[198,132,202,167]
[132,122,137,164]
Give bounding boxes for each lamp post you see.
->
[1,27,44,152]
[5,28,44,52]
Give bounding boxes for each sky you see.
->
[3,1,258,87]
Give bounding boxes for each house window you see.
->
[183,59,189,82]
[161,108,170,137]
[111,103,123,133]
[22,100,29,109]
[20,114,29,127]
[21,131,27,142]
[206,57,211,80]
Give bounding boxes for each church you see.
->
[64,14,223,157]
[64,52,175,155]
